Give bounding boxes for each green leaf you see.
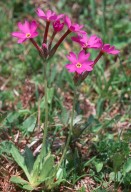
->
[56,168,63,180]
[10,144,30,181]
[39,153,54,180]
[45,166,65,189]
[96,98,105,117]
[2,112,19,126]
[24,146,35,173]
[0,141,12,155]
[47,87,54,104]
[58,108,69,125]
[30,152,44,186]
[94,161,103,172]
[22,115,37,133]
[112,153,124,172]
[92,124,102,133]
[10,176,29,185]
[18,109,31,115]
[10,176,34,191]
[31,153,55,186]
[123,158,131,174]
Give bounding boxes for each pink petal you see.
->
[65,64,76,72]
[82,61,94,68]
[37,8,45,17]
[71,35,82,44]
[108,50,120,55]
[31,32,38,38]
[57,14,65,20]
[53,21,64,32]
[78,51,90,63]
[46,10,52,18]
[30,21,38,33]
[17,38,26,44]
[76,67,85,74]
[67,52,77,64]
[84,65,93,71]
[49,15,57,21]
[102,44,110,51]
[46,10,57,21]
[81,34,88,42]
[12,32,25,38]
[40,16,48,20]
[65,16,71,28]
[77,30,87,35]
[17,22,26,33]
[24,20,30,32]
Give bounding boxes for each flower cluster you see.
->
[12,8,120,84]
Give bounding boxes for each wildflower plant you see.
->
[11,7,120,191]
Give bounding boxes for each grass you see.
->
[0,0,131,191]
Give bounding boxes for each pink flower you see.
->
[53,14,65,32]
[101,44,120,55]
[12,20,38,44]
[72,34,103,49]
[64,16,86,34]
[36,8,57,21]
[65,50,94,74]
[53,20,64,32]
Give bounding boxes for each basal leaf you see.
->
[24,146,35,173]
[10,144,31,181]
[39,153,54,180]
[10,176,34,191]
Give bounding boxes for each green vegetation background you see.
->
[0,0,131,191]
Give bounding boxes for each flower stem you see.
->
[30,39,43,55]
[93,51,103,67]
[57,86,77,171]
[49,29,71,57]
[48,31,57,51]
[43,21,50,44]
[40,60,49,156]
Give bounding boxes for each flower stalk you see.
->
[30,38,43,55]
[48,31,57,51]
[40,59,49,156]
[43,21,50,44]
[49,29,71,57]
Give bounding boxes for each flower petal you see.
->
[17,22,26,33]
[17,38,26,44]
[12,32,25,38]
[65,64,76,72]
[31,32,38,38]
[67,52,77,64]
[23,20,30,32]
[37,8,46,17]
[65,16,71,28]
[78,50,90,63]
[30,21,38,33]
[108,50,120,55]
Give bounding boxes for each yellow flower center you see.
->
[76,63,82,68]
[26,33,31,38]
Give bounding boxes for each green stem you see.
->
[57,86,77,171]
[40,60,49,156]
